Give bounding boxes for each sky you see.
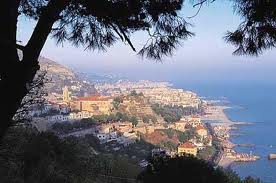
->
[17,1,276,84]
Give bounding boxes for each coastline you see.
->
[202,104,235,168]
[202,103,255,168]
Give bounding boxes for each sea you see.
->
[174,80,276,183]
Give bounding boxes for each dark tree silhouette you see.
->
[225,0,276,56]
[138,156,261,183]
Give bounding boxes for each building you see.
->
[187,116,202,127]
[63,86,71,102]
[117,136,135,147]
[196,125,208,138]
[68,111,92,120]
[178,141,197,156]
[174,119,187,132]
[47,114,69,122]
[73,95,113,115]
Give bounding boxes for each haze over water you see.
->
[173,80,276,183]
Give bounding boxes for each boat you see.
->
[268,154,276,160]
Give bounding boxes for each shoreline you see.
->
[202,103,255,168]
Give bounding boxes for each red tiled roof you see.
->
[179,142,196,149]
[78,95,110,101]
[196,125,206,131]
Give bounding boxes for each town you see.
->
[29,79,259,168]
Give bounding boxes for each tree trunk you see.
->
[0,0,22,139]
[0,0,67,139]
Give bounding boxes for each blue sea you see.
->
[174,81,276,183]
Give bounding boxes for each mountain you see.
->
[38,56,97,96]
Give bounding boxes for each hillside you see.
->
[38,56,97,96]
[115,93,161,123]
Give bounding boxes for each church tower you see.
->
[63,86,71,102]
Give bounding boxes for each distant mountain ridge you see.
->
[39,56,76,80]
[38,56,97,95]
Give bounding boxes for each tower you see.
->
[63,86,71,102]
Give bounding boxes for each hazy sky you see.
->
[17,1,276,83]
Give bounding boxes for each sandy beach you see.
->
[203,105,252,126]
[202,105,233,125]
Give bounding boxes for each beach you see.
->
[202,104,256,168]
[202,105,233,125]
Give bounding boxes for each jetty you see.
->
[235,153,260,162]
[236,144,255,148]
[268,154,276,160]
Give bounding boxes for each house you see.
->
[69,111,92,120]
[174,119,187,132]
[73,95,113,115]
[190,139,205,150]
[97,133,109,143]
[196,125,208,138]
[47,115,69,122]
[178,141,197,156]
[117,136,135,147]
[187,116,202,127]
[122,131,137,140]
[134,125,147,134]
[146,125,155,134]
[96,124,113,134]
[205,135,213,146]
[114,122,133,133]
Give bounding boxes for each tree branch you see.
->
[16,44,25,51]
[23,0,68,62]
[117,27,136,52]
[188,0,216,18]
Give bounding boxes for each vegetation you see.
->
[177,128,198,143]
[158,141,177,152]
[0,127,262,183]
[51,120,95,134]
[162,128,175,139]
[130,116,139,127]
[159,128,198,144]
[112,96,123,110]
[114,139,156,161]
[197,146,217,161]
[129,90,143,97]
[37,108,60,117]
[0,127,140,183]
[142,114,158,124]
[138,156,261,183]
[51,112,141,134]
[151,104,181,123]
[151,103,201,123]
